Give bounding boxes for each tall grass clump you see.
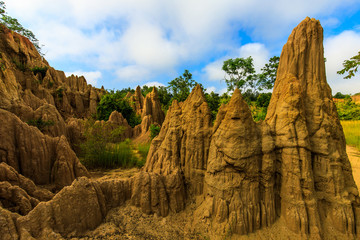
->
[79,119,142,169]
[137,143,151,162]
[341,120,360,151]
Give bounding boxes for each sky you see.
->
[5,0,360,94]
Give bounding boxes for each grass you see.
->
[80,141,143,169]
[137,143,151,161]
[341,120,360,151]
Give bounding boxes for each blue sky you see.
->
[5,0,360,94]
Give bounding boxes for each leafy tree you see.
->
[256,93,272,108]
[0,1,43,55]
[337,51,360,79]
[97,90,141,127]
[141,85,154,97]
[258,56,279,90]
[222,57,257,92]
[333,92,347,99]
[157,86,172,110]
[205,91,221,120]
[150,124,161,139]
[167,70,202,102]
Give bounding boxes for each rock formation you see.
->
[0,18,359,240]
[0,109,89,189]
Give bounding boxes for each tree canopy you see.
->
[337,51,360,79]
[167,70,203,102]
[222,57,257,92]
[257,56,280,90]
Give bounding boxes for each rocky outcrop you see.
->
[144,85,212,196]
[0,24,104,139]
[265,17,360,238]
[108,111,133,140]
[127,86,144,115]
[0,162,54,215]
[0,109,88,188]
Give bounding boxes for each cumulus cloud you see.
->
[142,81,166,87]
[202,43,270,82]
[324,30,360,94]
[65,71,102,86]
[5,0,360,89]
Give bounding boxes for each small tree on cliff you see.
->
[0,1,43,55]
[337,51,360,79]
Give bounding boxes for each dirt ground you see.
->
[346,145,360,189]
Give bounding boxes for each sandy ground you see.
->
[346,145,360,189]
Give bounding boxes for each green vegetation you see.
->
[12,59,27,72]
[335,98,360,120]
[341,120,360,151]
[80,119,143,169]
[222,57,256,92]
[333,92,348,99]
[26,118,54,131]
[55,87,64,99]
[150,124,161,139]
[337,51,360,79]
[31,66,48,78]
[137,143,151,161]
[258,56,280,90]
[97,90,141,127]
[167,70,203,103]
[0,1,43,55]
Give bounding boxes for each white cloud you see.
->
[142,81,165,87]
[324,30,360,94]
[4,0,360,89]
[115,65,150,82]
[65,71,102,86]
[205,86,217,94]
[202,43,270,82]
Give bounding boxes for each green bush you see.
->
[27,118,54,131]
[137,143,150,163]
[79,119,142,169]
[150,124,161,139]
[336,99,360,120]
[31,66,48,78]
[256,93,272,108]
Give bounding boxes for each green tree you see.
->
[222,57,257,92]
[0,1,43,55]
[333,92,347,99]
[258,56,279,90]
[141,85,154,97]
[167,70,202,102]
[205,91,221,120]
[97,90,141,127]
[337,51,360,79]
[157,86,172,110]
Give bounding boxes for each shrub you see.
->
[27,118,54,131]
[150,124,161,139]
[55,87,63,99]
[79,119,142,169]
[256,93,272,108]
[137,143,150,163]
[31,66,48,78]
[336,99,360,120]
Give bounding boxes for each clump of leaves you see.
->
[31,66,48,78]
[97,90,141,127]
[150,124,161,139]
[335,97,360,120]
[27,118,54,131]
[337,51,360,79]
[55,87,64,99]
